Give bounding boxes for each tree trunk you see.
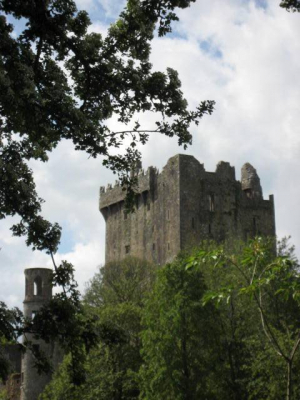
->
[286,361,292,400]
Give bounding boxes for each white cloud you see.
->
[1,0,300,310]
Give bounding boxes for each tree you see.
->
[280,0,300,12]
[139,254,227,400]
[0,0,214,382]
[0,0,214,255]
[40,257,156,399]
[0,303,22,382]
[191,238,300,400]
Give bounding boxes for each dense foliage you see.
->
[40,257,156,400]
[280,0,300,11]
[0,0,214,258]
[41,239,300,400]
[0,0,214,382]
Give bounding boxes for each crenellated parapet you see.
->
[99,166,158,210]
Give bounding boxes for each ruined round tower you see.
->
[21,268,54,400]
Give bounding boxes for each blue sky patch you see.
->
[199,40,223,59]
[58,226,77,254]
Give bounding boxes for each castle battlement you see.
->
[99,166,159,209]
[100,154,275,265]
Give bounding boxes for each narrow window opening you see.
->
[32,344,40,354]
[192,217,195,229]
[124,211,127,220]
[33,277,42,296]
[152,243,156,251]
[147,202,151,211]
[208,224,211,234]
[208,194,215,212]
[125,245,130,254]
[143,191,148,206]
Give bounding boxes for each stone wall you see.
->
[100,154,276,265]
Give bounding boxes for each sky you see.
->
[1,0,300,310]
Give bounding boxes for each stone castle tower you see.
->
[21,268,61,400]
[100,154,275,265]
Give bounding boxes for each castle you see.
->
[100,154,276,264]
[1,154,276,400]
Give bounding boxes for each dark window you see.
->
[124,211,127,220]
[192,217,195,229]
[208,224,211,234]
[125,245,130,254]
[143,191,148,205]
[32,344,40,354]
[147,202,151,211]
[152,243,156,251]
[208,194,215,212]
[33,277,42,296]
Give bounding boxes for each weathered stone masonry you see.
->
[21,268,62,400]
[100,154,276,265]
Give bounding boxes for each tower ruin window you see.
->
[208,194,215,212]
[152,243,156,251]
[32,344,40,354]
[33,277,42,296]
[208,224,211,234]
[125,245,130,254]
[124,211,127,220]
[192,217,195,229]
[147,202,151,211]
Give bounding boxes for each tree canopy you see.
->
[0,0,214,383]
[0,0,214,257]
[40,239,300,400]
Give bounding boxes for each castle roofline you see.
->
[24,268,53,272]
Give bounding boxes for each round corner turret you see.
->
[241,163,263,199]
